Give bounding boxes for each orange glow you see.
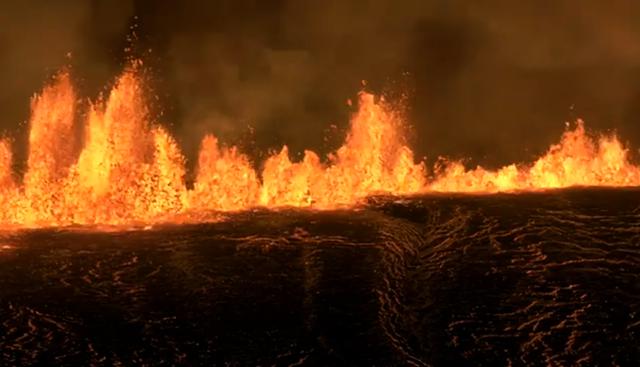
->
[189,134,260,211]
[23,72,76,225]
[0,67,639,229]
[430,120,640,192]
[0,139,16,224]
[0,139,13,189]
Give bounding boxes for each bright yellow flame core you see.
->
[0,68,638,228]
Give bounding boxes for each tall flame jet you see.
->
[0,66,638,228]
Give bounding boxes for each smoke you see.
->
[2,0,640,170]
[135,0,640,168]
[420,1,640,167]
[0,0,134,167]
[141,0,451,165]
[0,1,84,133]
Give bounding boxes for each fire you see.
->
[0,66,639,229]
[430,120,640,192]
[189,135,260,211]
[23,72,76,224]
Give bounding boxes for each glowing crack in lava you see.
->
[0,66,639,228]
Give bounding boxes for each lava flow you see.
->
[0,66,639,228]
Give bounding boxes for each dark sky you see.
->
[2,0,640,169]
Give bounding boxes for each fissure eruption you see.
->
[1,66,639,228]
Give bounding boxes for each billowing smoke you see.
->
[1,0,640,171]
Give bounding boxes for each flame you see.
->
[0,139,16,224]
[0,140,13,189]
[430,120,640,192]
[0,66,639,229]
[189,135,260,211]
[23,72,76,224]
[149,126,187,216]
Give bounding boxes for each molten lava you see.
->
[429,121,640,192]
[0,66,639,228]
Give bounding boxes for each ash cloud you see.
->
[2,0,640,169]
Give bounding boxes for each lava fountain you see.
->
[0,65,639,228]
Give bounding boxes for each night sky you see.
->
[1,0,640,170]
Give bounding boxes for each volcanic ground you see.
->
[1,187,639,366]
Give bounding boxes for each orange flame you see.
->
[430,121,640,192]
[189,134,260,211]
[23,72,76,224]
[0,67,639,229]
